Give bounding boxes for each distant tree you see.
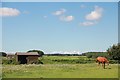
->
[0,52,7,57]
[86,54,92,58]
[107,43,120,61]
[27,50,44,57]
[83,52,109,59]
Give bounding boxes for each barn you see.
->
[7,53,15,60]
[15,52,39,64]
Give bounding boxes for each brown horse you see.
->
[96,57,109,69]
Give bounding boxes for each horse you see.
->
[96,57,109,69]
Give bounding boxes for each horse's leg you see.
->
[101,61,105,69]
[102,62,103,68]
[103,62,105,69]
[98,62,100,66]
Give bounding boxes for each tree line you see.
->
[1,43,120,63]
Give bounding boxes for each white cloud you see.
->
[60,15,74,22]
[53,9,66,16]
[86,6,103,20]
[53,8,74,22]
[79,6,103,26]
[80,21,96,26]
[0,7,20,17]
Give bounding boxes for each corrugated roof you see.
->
[15,52,39,56]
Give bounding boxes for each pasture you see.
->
[2,56,118,78]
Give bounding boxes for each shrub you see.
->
[86,54,92,58]
[2,59,12,64]
[107,44,120,61]
[37,60,44,64]
[2,58,20,65]
[109,60,118,64]
[84,52,109,59]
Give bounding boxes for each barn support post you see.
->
[16,55,18,63]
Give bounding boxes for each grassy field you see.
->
[40,56,94,64]
[2,56,118,78]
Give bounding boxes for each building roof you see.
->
[15,52,39,56]
[7,53,15,56]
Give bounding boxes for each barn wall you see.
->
[26,56,38,64]
[15,54,39,64]
[16,55,18,62]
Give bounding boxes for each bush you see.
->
[27,50,44,57]
[86,54,92,58]
[107,44,120,61]
[1,52,7,57]
[2,59,12,64]
[109,60,118,64]
[2,58,19,65]
[84,52,109,59]
[37,60,44,64]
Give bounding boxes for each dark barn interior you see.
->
[18,55,28,64]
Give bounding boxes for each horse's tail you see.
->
[104,58,109,65]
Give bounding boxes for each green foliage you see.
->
[2,64,118,78]
[86,54,92,58]
[0,52,7,57]
[40,56,94,64]
[44,54,81,56]
[37,59,43,64]
[83,52,109,59]
[109,60,118,64]
[107,43,120,61]
[2,56,118,78]
[27,50,44,57]
[2,59,12,64]
[2,58,19,65]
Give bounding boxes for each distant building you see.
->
[6,53,15,60]
[15,52,39,64]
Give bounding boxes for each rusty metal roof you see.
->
[15,52,39,56]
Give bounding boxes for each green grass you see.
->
[2,64,118,78]
[40,56,94,64]
[2,56,118,78]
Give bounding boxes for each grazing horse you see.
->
[96,57,109,69]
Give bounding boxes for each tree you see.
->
[107,43,120,61]
[0,52,7,57]
[27,50,44,57]
[84,52,108,59]
[86,54,92,58]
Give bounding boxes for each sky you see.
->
[0,2,118,54]
[1,0,119,2]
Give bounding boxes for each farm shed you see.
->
[7,53,15,60]
[15,52,39,64]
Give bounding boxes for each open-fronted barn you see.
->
[15,52,39,64]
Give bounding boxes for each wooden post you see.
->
[15,54,18,63]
